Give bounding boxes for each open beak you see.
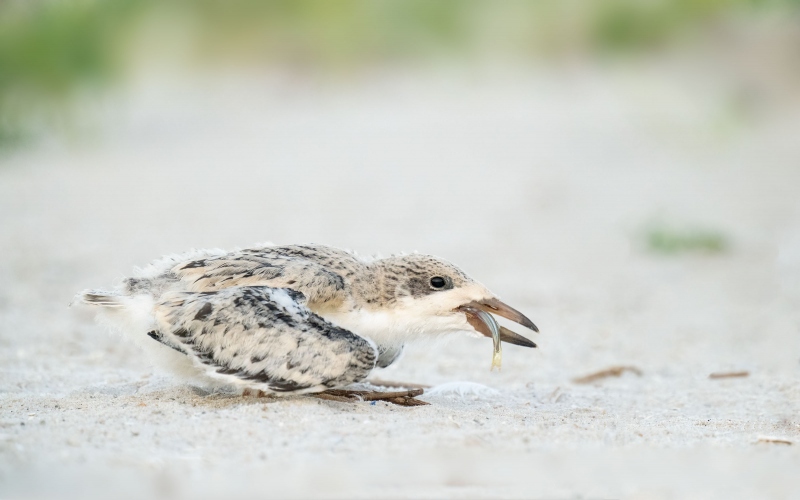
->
[457,298,538,348]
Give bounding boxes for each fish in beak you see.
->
[457,298,538,370]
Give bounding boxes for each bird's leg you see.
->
[360,388,425,401]
[311,388,429,406]
[367,378,431,390]
[361,389,429,407]
[310,392,355,403]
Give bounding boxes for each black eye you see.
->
[430,277,446,289]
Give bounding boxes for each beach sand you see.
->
[1,68,798,499]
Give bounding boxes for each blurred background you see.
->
[2,1,800,498]
[2,0,800,146]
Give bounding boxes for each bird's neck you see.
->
[316,259,406,346]
[345,259,399,309]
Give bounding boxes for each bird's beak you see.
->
[457,298,538,348]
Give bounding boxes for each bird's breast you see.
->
[321,308,407,348]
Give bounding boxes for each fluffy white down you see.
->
[93,294,206,383]
[269,288,305,316]
[128,241,278,283]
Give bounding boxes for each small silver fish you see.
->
[457,301,539,371]
[474,309,503,370]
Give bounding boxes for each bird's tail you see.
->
[77,289,126,308]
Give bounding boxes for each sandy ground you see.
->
[1,66,799,499]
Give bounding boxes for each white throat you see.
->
[321,307,471,348]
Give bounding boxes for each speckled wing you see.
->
[150,286,377,394]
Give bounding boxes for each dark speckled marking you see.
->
[147,330,185,353]
[173,328,191,338]
[194,302,213,321]
[266,379,310,392]
[181,260,208,269]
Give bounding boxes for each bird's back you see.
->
[120,243,366,308]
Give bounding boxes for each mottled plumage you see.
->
[80,243,538,395]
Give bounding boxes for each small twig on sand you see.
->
[757,437,792,445]
[367,379,431,390]
[709,371,749,379]
[572,366,642,384]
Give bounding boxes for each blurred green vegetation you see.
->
[591,0,786,50]
[0,0,146,145]
[0,0,798,147]
[645,225,729,255]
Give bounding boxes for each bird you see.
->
[78,243,538,401]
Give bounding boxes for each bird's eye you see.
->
[430,277,447,289]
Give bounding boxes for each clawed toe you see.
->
[242,388,272,398]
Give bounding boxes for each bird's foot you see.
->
[311,388,429,406]
[242,388,275,398]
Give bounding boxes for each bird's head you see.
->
[352,254,538,354]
